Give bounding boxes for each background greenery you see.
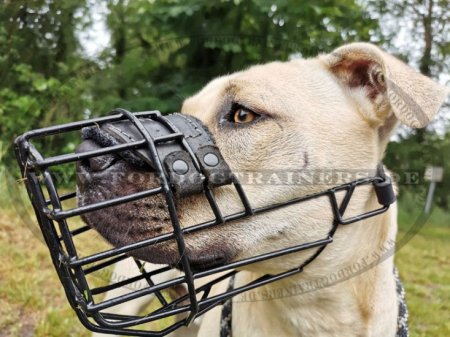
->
[0,0,449,204]
[0,0,448,336]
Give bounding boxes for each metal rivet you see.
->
[203,153,219,167]
[172,160,189,175]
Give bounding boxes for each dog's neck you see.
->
[231,200,398,337]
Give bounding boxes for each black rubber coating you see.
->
[374,178,396,206]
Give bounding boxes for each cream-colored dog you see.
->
[85,43,449,337]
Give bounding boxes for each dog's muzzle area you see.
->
[76,146,174,265]
[14,109,396,336]
[76,112,236,271]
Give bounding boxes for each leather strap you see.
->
[395,268,409,337]
[220,275,235,337]
[81,113,233,197]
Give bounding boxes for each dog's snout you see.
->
[76,140,117,172]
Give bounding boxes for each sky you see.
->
[77,2,110,58]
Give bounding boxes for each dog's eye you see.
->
[232,107,259,124]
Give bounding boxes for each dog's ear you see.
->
[321,43,449,130]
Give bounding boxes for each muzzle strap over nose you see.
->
[82,112,232,197]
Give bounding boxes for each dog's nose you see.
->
[76,140,117,172]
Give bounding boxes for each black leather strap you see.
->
[395,268,409,337]
[81,112,233,197]
[220,275,235,337]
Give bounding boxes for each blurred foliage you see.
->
[364,0,449,78]
[385,131,450,209]
[0,0,377,166]
[90,0,378,113]
[363,0,450,209]
[0,0,96,168]
[0,0,448,208]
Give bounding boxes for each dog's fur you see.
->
[82,43,449,337]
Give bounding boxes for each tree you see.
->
[0,0,93,167]
[363,0,450,134]
[363,0,450,208]
[87,0,379,115]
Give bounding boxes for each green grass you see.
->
[0,168,175,336]
[396,225,450,337]
[0,180,449,336]
[0,207,91,337]
[394,193,450,337]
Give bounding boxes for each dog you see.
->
[78,43,449,337]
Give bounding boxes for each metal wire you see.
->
[14,109,394,336]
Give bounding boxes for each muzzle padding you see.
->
[81,113,233,197]
[81,125,149,169]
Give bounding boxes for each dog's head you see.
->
[76,43,448,272]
